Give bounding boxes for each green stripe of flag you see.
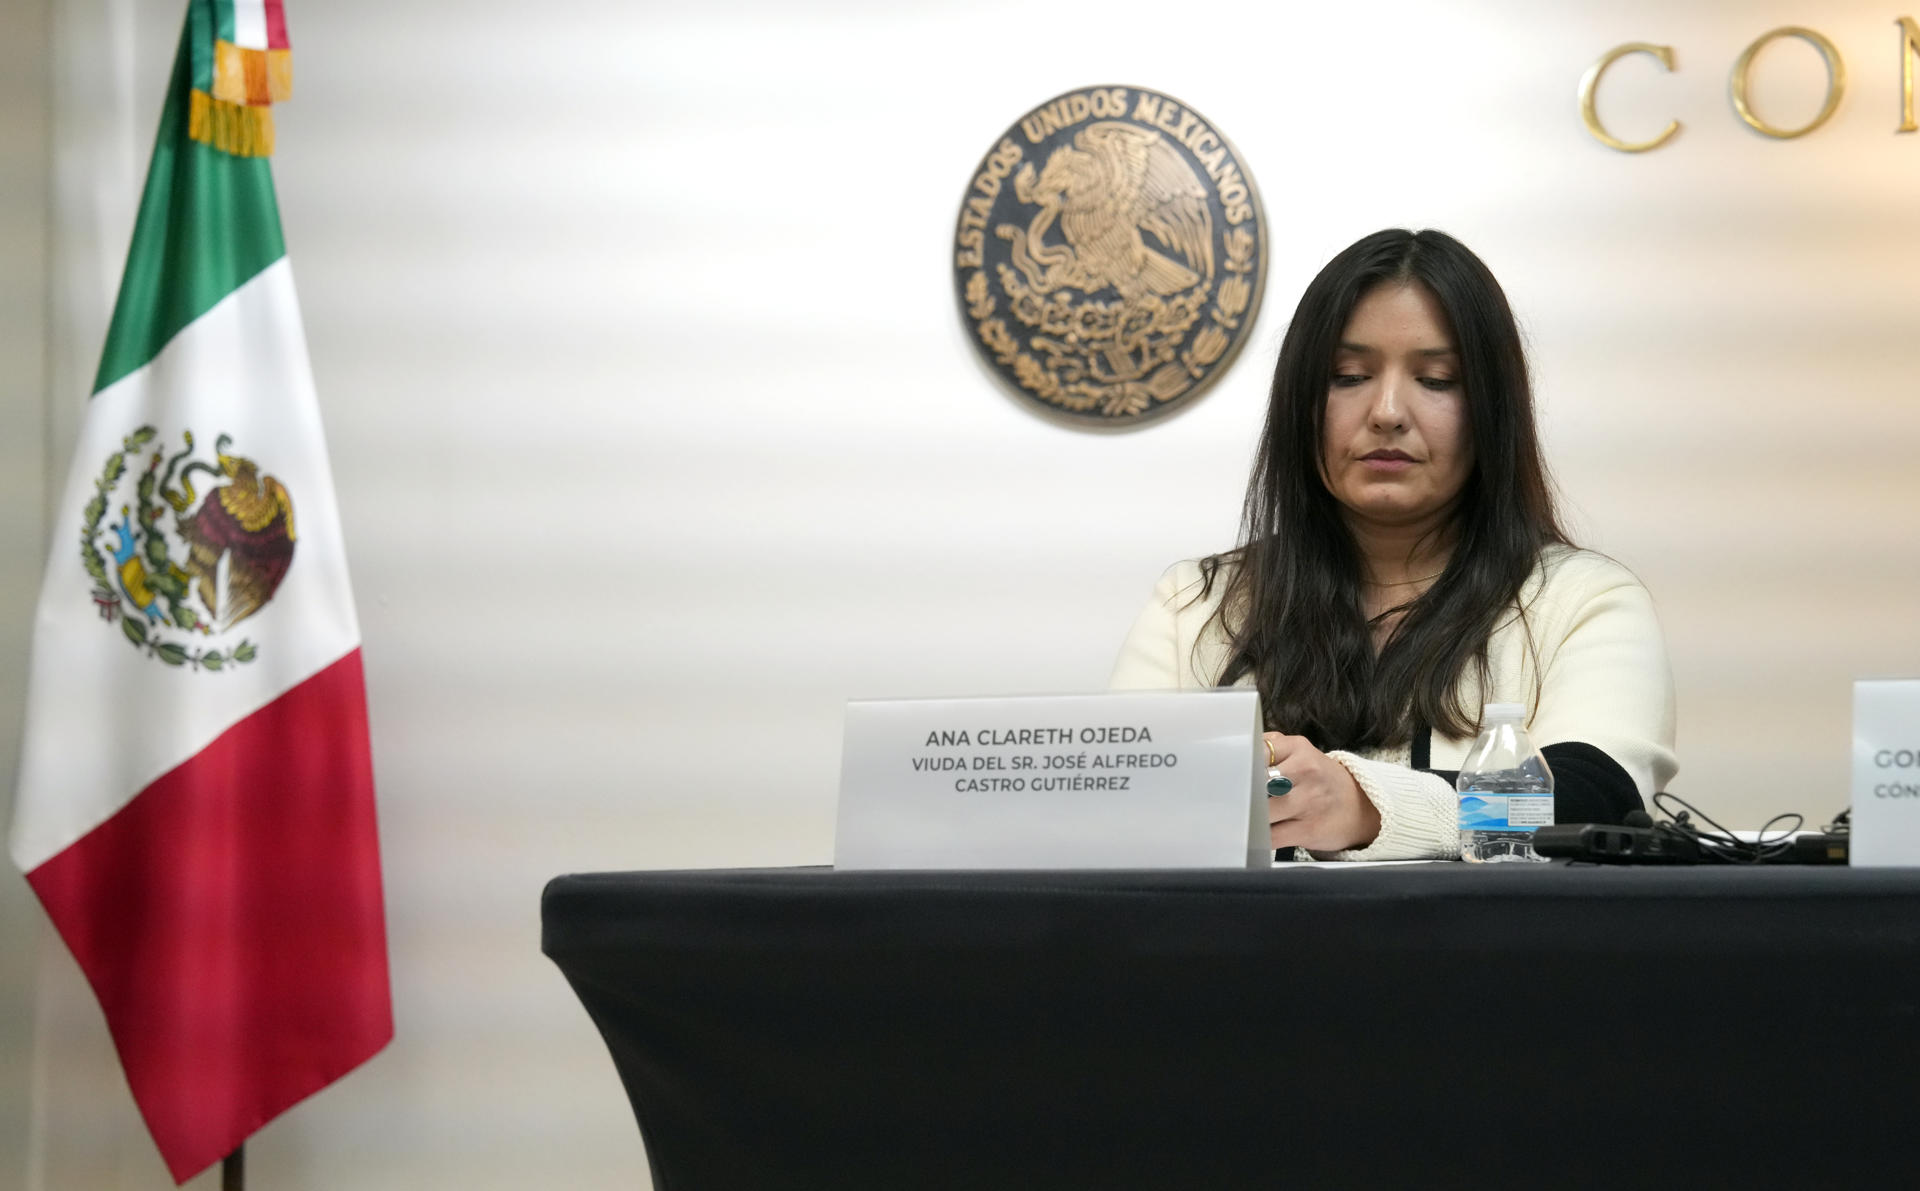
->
[189,0,214,94]
[94,8,286,395]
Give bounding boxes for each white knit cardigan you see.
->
[1108,546,1678,861]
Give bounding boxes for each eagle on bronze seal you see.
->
[954,86,1267,426]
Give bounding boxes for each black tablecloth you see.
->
[542,865,1920,1189]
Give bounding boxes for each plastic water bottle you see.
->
[1457,703,1555,863]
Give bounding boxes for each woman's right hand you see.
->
[1264,732,1381,854]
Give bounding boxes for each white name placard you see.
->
[834,690,1267,870]
[1851,678,1920,867]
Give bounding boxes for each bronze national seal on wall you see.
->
[953,85,1267,426]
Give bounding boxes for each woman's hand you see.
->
[1264,732,1382,854]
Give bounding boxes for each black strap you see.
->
[1413,733,1643,827]
[1538,741,1644,825]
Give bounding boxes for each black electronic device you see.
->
[1534,808,1851,866]
[1532,822,1700,864]
[1789,831,1850,865]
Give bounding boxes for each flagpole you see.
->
[222,1144,245,1191]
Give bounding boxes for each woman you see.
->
[1110,229,1676,860]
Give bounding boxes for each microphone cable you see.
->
[1648,791,1803,864]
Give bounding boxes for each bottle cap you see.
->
[1482,702,1525,722]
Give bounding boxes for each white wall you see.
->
[0,0,50,1184]
[8,0,1920,1187]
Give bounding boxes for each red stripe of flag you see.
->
[264,0,289,51]
[26,649,390,1183]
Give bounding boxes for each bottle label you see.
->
[1458,794,1553,832]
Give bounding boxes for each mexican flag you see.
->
[9,2,390,1182]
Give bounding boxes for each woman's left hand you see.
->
[1264,732,1382,854]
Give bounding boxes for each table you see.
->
[542,865,1920,1189]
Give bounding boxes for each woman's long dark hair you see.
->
[1201,228,1568,748]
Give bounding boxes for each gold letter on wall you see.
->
[1899,17,1920,133]
[1732,26,1846,139]
[1579,43,1680,152]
